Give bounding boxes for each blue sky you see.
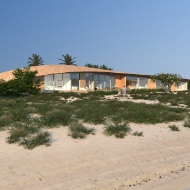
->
[0,0,190,78]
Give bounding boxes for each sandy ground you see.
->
[1,120,190,190]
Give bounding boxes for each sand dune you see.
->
[1,121,190,190]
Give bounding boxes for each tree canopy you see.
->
[0,68,40,96]
[85,63,112,70]
[151,73,182,93]
[27,54,44,67]
[59,54,77,65]
[84,63,99,68]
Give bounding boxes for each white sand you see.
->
[1,121,190,190]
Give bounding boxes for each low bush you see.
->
[10,106,30,122]
[7,123,51,149]
[7,123,39,144]
[104,121,131,138]
[168,125,180,131]
[88,90,118,97]
[129,89,164,94]
[69,99,186,124]
[0,115,13,129]
[20,131,51,149]
[69,122,95,139]
[42,109,71,127]
[184,115,190,128]
[133,131,143,136]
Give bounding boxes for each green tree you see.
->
[0,68,40,96]
[0,79,8,95]
[99,64,113,70]
[28,54,44,67]
[85,63,113,70]
[85,63,99,68]
[59,54,77,65]
[151,73,182,93]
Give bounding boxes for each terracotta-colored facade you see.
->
[0,65,189,92]
[0,65,126,91]
[148,79,156,89]
[115,75,126,89]
[126,74,189,91]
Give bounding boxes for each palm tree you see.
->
[28,54,44,67]
[59,54,77,65]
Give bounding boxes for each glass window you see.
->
[110,76,115,88]
[71,73,79,90]
[44,75,54,90]
[94,74,99,81]
[139,77,148,88]
[126,76,138,88]
[105,75,110,89]
[85,73,94,89]
[63,73,71,90]
[54,74,63,90]
[99,75,105,89]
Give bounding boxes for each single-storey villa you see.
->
[125,73,189,91]
[0,64,189,91]
[0,65,126,91]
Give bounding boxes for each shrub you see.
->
[10,106,29,122]
[7,127,29,144]
[7,123,39,144]
[104,121,131,138]
[42,109,71,127]
[184,115,190,128]
[168,125,180,131]
[88,90,118,97]
[69,122,95,139]
[0,115,13,129]
[20,131,51,149]
[0,68,40,96]
[6,122,51,149]
[133,131,143,136]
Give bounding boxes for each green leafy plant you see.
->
[7,123,51,149]
[104,121,131,138]
[7,124,38,144]
[28,53,44,67]
[69,122,95,139]
[184,115,190,128]
[42,109,71,127]
[168,125,180,131]
[0,68,40,96]
[133,131,143,136]
[151,73,182,93]
[20,131,51,149]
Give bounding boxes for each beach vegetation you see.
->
[151,73,182,93]
[7,122,51,149]
[59,54,77,65]
[133,131,144,136]
[68,122,95,138]
[27,53,44,67]
[104,121,131,138]
[0,90,189,148]
[0,68,40,96]
[168,125,180,131]
[184,114,190,128]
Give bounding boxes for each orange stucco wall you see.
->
[171,84,177,91]
[79,73,86,89]
[115,75,126,89]
[148,79,156,89]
